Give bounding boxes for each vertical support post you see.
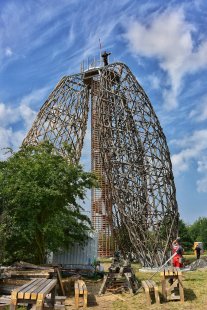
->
[178,274,184,302]
[36,299,43,310]
[10,298,17,310]
[91,77,114,257]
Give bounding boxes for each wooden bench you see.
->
[160,267,184,302]
[74,279,87,309]
[10,278,57,310]
[141,280,160,305]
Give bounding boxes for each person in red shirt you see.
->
[172,237,184,268]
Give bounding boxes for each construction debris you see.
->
[189,257,207,270]
[0,262,58,296]
[98,252,138,295]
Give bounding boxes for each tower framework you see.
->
[23,61,179,267]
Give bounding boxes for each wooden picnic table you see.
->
[160,267,184,302]
[10,278,57,310]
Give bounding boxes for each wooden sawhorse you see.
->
[161,267,184,302]
[74,279,87,309]
[141,280,160,305]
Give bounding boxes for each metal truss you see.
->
[23,62,178,267]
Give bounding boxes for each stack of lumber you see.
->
[0,295,11,308]
[0,261,55,295]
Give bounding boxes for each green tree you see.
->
[178,219,193,252]
[0,142,96,264]
[189,217,207,249]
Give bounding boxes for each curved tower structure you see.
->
[23,59,179,267]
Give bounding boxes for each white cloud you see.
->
[5,47,13,57]
[0,103,19,126]
[171,130,207,192]
[0,101,36,158]
[197,178,207,193]
[0,127,25,160]
[124,8,207,109]
[189,94,207,122]
[19,105,37,129]
[0,102,36,159]
[147,74,160,89]
[0,99,37,131]
[19,86,49,108]
[0,86,50,158]
[197,157,207,192]
[171,129,207,171]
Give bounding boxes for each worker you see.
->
[172,237,184,268]
[195,244,201,259]
[101,51,111,66]
[95,261,104,278]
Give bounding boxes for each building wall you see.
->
[51,232,98,266]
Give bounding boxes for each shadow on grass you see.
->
[184,288,197,301]
[87,293,98,307]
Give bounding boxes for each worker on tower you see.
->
[101,51,111,66]
[172,237,184,268]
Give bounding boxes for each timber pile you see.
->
[0,295,11,308]
[0,261,55,295]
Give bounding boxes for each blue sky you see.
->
[1,0,207,223]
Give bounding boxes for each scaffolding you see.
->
[91,78,114,257]
[23,60,179,266]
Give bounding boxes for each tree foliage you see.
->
[189,217,207,248]
[178,219,193,251]
[0,142,96,264]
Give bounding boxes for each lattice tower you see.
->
[23,62,179,267]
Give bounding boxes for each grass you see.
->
[101,254,207,310]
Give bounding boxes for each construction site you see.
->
[0,53,207,309]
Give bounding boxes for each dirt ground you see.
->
[63,255,207,310]
[63,276,117,309]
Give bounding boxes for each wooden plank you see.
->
[141,281,151,305]
[36,298,43,310]
[31,279,54,300]
[10,269,54,275]
[161,279,167,301]
[0,296,11,304]
[17,279,40,299]
[178,275,184,302]
[148,280,156,289]
[18,279,43,299]
[83,286,88,309]
[146,280,153,289]
[75,281,80,309]
[98,275,108,295]
[166,279,179,292]
[10,297,17,310]
[24,278,46,299]
[55,268,65,296]
[37,279,57,299]
[54,296,66,302]
[141,281,149,290]
[154,284,160,304]
[0,305,10,309]
[11,279,37,299]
